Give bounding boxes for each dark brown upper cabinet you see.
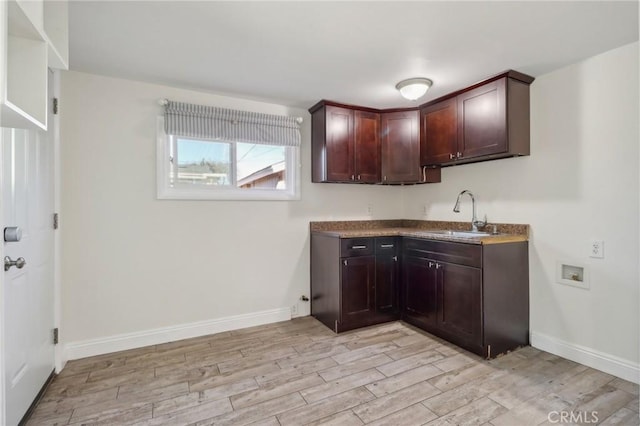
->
[310,103,380,183]
[381,110,421,184]
[420,97,458,165]
[457,78,507,160]
[354,110,381,183]
[420,71,534,167]
[321,105,353,182]
[310,71,532,183]
[310,101,440,184]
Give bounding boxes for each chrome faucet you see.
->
[453,190,486,232]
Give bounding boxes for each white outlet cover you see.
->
[590,240,604,258]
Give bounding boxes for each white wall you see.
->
[60,71,403,348]
[404,42,639,377]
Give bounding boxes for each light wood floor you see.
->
[28,318,639,425]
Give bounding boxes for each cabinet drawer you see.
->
[341,238,374,257]
[375,237,399,255]
[403,238,481,268]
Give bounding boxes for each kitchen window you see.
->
[157,101,301,200]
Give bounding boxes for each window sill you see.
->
[157,187,300,201]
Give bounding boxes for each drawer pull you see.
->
[351,245,367,250]
[380,244,394,248]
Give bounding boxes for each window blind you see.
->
[164,100,301,147]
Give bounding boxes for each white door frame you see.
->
[52,71,64,374]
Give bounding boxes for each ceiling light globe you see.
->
[396,78,433,101]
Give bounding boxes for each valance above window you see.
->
[164,100,302,147]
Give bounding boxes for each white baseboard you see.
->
[55,344,67,374]
[65,307,291,361]
[530,331,640,384]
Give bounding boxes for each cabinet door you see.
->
[437,262,482,347]
[457,78,507,160]
[402,256,437,329]
[420,97,457,165]
[341,255,375,324]
[325,105,355,182]
[354,110,381,183]
[375,253,399,314]
[381,110,421,183]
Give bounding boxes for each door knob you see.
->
[4,256,26,272]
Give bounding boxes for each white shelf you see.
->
[4,35,48,130]
[1,0,67,130]
[11,0,44,40]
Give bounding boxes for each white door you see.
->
[2,74,55,425]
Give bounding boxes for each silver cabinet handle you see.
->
[435,263,442,269]
[456,152,462,158]
[449,153,455,160]
[357,174,361,180]
[343,260,347,266]
[392,256,398,262]
[380,244,394,248]
[428,261,434,268]
[4,256,26,272]
[351,175,355,181]
[351,245,367,249]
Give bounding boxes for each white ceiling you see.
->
[69,1,639,110]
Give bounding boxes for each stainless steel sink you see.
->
[426,230,492,237]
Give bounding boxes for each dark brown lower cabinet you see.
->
[311,235,400,333]
[341,255,376,326]
[401,256,437,330]
[401,238,528,358]
[373,237,400,322]
[437,261,482,351]
[311,233,528,358]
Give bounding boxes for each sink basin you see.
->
[450,231,491,237]
[426,230,491,237]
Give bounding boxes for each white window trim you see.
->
[156,117,300,201]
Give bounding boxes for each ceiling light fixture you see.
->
[396,77,433,101]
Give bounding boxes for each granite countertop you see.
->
[310,220,529,245]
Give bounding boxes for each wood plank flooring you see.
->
[27,318,639,425]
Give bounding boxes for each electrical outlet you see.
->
[590,240,604,258]
[291,304,298,316]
